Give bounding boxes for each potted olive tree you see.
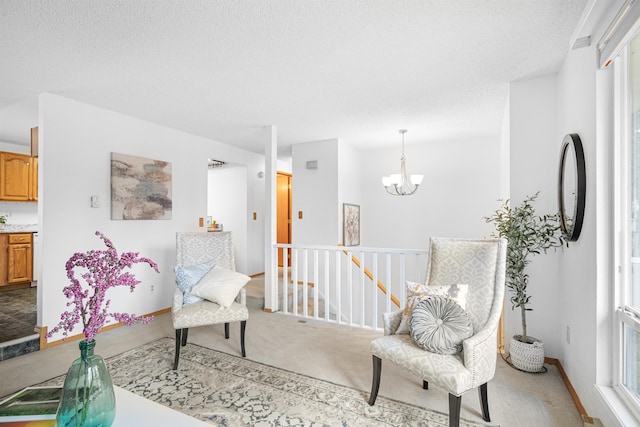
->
[485,192,564,372]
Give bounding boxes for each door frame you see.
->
[277,171,292,267]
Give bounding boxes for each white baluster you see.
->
[336,251,341,325]
[372,253,378,330]
[324,250,330,321]
[293,249,298,317]
[303,248,308,318]
[313,250,319,320]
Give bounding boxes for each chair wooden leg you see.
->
[181,328,188,346]
[368,355,382,406]
[423,380,429,390]
[478,382,490,422]
[240,320,247,357]
[448,393,461,427]
[225,322,230,339]
[173,329,182,370]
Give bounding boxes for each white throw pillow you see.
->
[396,280,469,335]
[190,266,251,308]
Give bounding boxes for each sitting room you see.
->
[0,1,635,426]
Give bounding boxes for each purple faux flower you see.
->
[47,231,160,342]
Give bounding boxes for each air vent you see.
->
[572,36,591,50]
[208,158,226,168]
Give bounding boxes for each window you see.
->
[617,30,640,417]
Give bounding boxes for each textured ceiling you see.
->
[0,0,587,157]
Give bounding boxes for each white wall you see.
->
[247,152,267,275]
[554,0,621,422]
[39,93,265,341]
[360,137,502,250]
[277,159,292,174]
[291,139,340,245]
[508,67,603,416]
[338,141,362,245]
[207,165,248,273]
[0,202,37,224]
[508,75,565,357]
[555,44,603,421]
[0,141,29,153]
[508,0,622,421]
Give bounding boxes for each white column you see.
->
[264,126,278,312]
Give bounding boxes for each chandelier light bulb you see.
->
[411,175,424,185]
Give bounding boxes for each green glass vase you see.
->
[56,339,116,427]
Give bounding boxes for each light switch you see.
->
[90,195,99,208]
[253,212,257,220]
[298,211,303,219]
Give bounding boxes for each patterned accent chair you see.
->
[368,237,507,427]
[172,232,249,370]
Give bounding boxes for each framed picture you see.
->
[343,203,360,246]
[111,152,172,220]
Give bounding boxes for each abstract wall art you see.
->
[111,152,172,220]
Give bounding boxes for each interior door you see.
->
[276,172,291,267]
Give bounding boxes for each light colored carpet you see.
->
[40,338,490,426]
[0,276,585,426]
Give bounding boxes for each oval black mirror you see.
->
[558,133,586,242]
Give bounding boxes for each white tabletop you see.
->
[113,387,209,426]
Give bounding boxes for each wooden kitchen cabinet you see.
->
[7,233,32,284]
[0,152,38,202]
[0,233,33,287]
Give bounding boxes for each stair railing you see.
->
[338,244,401,308]
[271,243,429,330]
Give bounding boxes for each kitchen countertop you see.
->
[0,224,38,233]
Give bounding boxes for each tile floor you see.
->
[0,287,39,361]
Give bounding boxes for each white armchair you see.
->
[171,232,249,370]
[368,237,507,427]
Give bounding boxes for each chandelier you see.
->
[382,129,424,196]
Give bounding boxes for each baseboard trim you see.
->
[544,357,594,424]
[40,307,171,349]
[0,282,33,292]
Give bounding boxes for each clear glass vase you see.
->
[56,339,116,427]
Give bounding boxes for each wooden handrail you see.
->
[338,244,401,308]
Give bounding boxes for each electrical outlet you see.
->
[150,284,155,292]
[566,325,571,344]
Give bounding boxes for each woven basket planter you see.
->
[509,335,544,372]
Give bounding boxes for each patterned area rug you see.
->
[43,338,489,427]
